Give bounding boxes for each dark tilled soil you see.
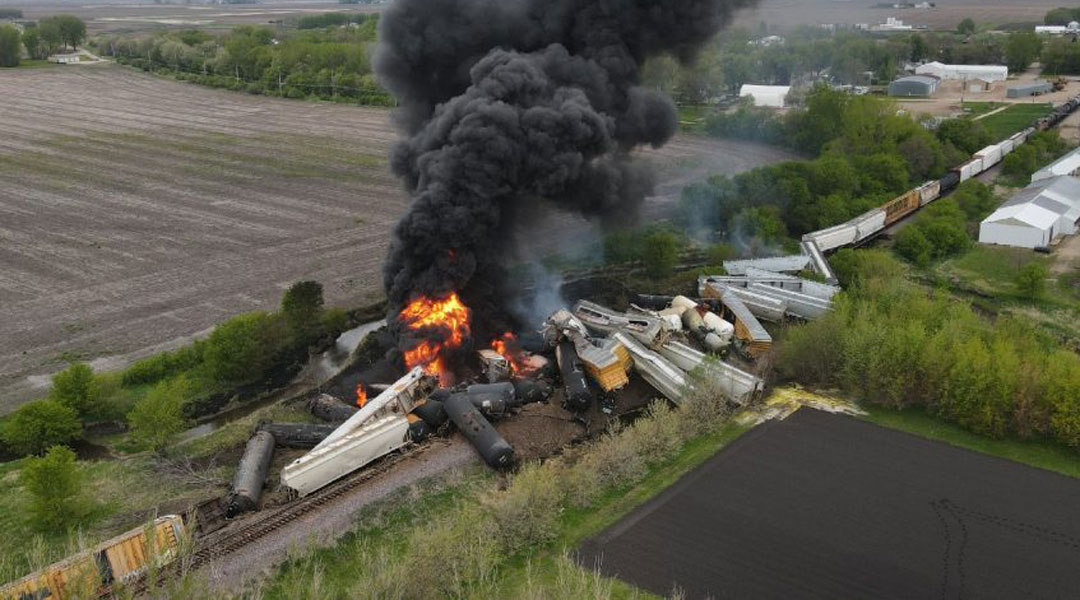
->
[579,409,1080,600]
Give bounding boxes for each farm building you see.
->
[915,61,1008,83]
[739,84,791,108]
[1007,81,1054,98]
[1032,147,1080,182]
[50,53,81,64]
[979,176,1080,248]
[888,75,939,97]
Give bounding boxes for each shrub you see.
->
[21,446,91,531]
[2,400,82,456]
[1015,262,1048,299]
[203,312,278,385]
[282,280,325,346]
[128,377,190,452]
[489,461,563,554]
[567,425,647,506]
[642,229,681,278]
[49,362,100,419]
[122,341,205,386]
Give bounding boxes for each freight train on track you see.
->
[801,93,1080,272]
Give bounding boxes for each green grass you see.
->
[962,101,1005,118]
[9,60,59,70]
[974,102,1054,139]
[860,404,1080,479]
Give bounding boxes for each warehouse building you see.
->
[739,84,791,108]
[888,75,939,97]
[915,61,1008,83]
[979,176,1080,248]
[1007,81,1054,98]
[1032,147,1080,182]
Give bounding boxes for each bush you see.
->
[642,229,681,278]
[1015,262,1048,299]
[282,280,325,346]
[21,446,91,531]
[489,461,563,554]
[122,341,205,386]
[128,378,190,452]
[2,400,82,456]
[203,312,279,385]
[49,362,100,419]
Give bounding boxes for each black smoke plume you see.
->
[377,0,757,343]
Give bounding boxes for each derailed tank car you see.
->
[556,339,594,412]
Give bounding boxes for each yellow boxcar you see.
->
[882,189,920,226]
[1,515,184,600]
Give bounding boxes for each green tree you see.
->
[40,15,85,52]
[935,118,992,155]
[1005,32,1043,73]
[203,312,276,384]
[603,230,642,264]
[642,229,681,278]
[281,280,325,346]
[22,26,40,60]
[0,24,20,67]
[49,362,100,419]
[957,18,976,36]
[21,446,90,531]
[893,226,933,267]
[1015,262,1048,299]
[38,18,62,56]
[128,378,190,453]
[1,400,82,456]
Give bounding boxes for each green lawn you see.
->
[860,404,1080,479]
[974,102,1053,139]
[962,101,1005,118]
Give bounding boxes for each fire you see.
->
[400,292,471,385]
[355,383,368,408]
[491,332,529,375]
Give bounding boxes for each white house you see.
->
[979,176,1080,248]
[1032,147,1080,182]
[915,61,1008,83]
[50,53,81,64]
[739,84,791,108]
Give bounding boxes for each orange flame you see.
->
[491,332,528,375]
[400,292,471,385]
[356,383,368,408]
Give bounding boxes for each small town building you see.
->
[1032,147,1080,182]
[888,75,939,97]
[739,84,791,108]
[50,53,81,64]
[979,176,1080,248]
[915,61,1008,83]
[1007,81,1054,98]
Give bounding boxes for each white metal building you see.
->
[914,61,1008,83]
[979,176,1080,248]
[739,84,791,108]
[1032,147,1080,182]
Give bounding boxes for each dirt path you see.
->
[0,65,795,413]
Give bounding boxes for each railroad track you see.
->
[107,440,440,598]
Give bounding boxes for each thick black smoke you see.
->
[377,0,757,340]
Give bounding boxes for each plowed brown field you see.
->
[0,64,794,412]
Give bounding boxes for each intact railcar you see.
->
[882,189,920,226]
[1,515,185,600]
[802,222,857,252]
[916,180,941,206]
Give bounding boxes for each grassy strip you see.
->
[860,404,1080,479]
[976,102,1053,139]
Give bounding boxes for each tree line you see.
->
[779,250,1080,447]
[0,15,86,68]
[94,17,392,105]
